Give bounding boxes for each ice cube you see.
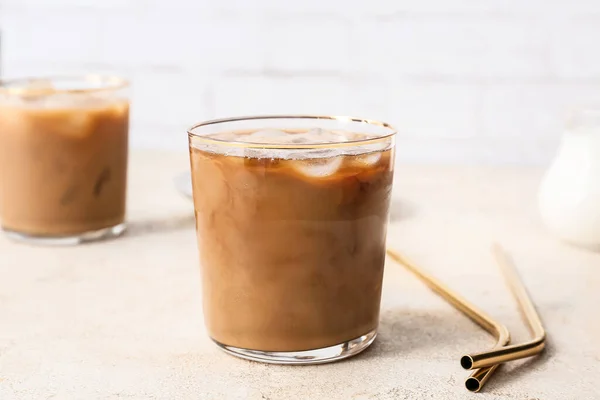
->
[110,100,129,117]
[245,129,290,143]
[304,128,350,143]
[39,93,77,109]
[60,111,94,138]
[354,152,381,166]
[210,132,240,142]
[288,134,312,144]
[0,106,29,131]
[291,156,343,178]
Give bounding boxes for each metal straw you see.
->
[386,249,510,392]
[461,244,546,372]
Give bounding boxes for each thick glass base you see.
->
[213,329,377,365]
[3,222,126,246]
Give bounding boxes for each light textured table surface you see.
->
[1,151,599,400]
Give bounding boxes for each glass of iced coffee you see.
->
[188,115,396,364]
[0,75,129,245]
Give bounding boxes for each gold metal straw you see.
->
[460,243,546,371]
[386,249,510,392]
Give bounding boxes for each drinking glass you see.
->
[0,75,130,245]
[188,115,396,364]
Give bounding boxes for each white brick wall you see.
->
[2,0,600,164]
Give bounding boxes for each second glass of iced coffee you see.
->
[189,115,396,364]
[0,75,129,245]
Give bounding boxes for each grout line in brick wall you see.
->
[259,11,351,24]
[221,68,350,79]
[398,74,600,86]
[367,11,540,22]
[0,1,140,12]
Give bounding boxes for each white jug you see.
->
[538,109,600,248]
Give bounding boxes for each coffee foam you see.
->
[238,128,351,144]
[191,128,392,160]
[1,80,126,111]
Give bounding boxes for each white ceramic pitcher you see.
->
[538,109,600,249]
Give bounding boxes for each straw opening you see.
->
[465,377,481,392]
[460,355,473,370]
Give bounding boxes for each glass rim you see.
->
[0,74,129,96]
[187,115,397,149]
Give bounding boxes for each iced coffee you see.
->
[0,76,129,244]
[188,116,396,364]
